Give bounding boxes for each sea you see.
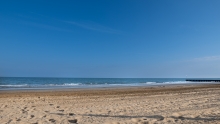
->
[0,77,218,90]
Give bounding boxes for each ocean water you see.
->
[0,77,217,90]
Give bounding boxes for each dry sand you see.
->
[0,84,220,124]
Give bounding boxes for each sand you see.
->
[0,84,220,124]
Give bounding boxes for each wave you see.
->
[145,81,212,85]
[145,81,189,85]
[0,84,28,87]
[63,83,81,86]
[145,82,157,84]
[0,80,213,89]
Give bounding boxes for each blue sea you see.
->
[0,77,217,90]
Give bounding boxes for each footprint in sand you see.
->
[16,119,21,121]
[171,113,185,120]
[31,115,35,118]
[58,109,64,112]
[69,113,75,116]
[49,119,56,122]
[21,109,27,113]
[68,119,77,123]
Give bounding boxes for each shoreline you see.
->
[0,82,218,92]
[0,83,219,96]
[1,83,220,123]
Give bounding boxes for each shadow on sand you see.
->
[80,114,220,122]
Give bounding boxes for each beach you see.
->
[0,84,220,124]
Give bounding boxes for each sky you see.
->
[0,0,220,78]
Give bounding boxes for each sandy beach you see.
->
[1,84,220,124]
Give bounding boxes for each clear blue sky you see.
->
[1,0,220,78]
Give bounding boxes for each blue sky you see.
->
[0,0,220,78]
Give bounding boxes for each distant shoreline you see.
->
[1,77,220,91]
[0,82,219,92]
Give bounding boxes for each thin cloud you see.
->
[16,13,121,34]
[16,13,71,32]
[192,56,220,61]
[20,21,72,32]
[64,21,121,34]
[181,55,220,63]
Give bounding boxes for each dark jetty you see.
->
[186,79,220,82]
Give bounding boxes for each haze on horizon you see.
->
[0,0,220,78]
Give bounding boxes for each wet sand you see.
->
[0,84,220,124]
